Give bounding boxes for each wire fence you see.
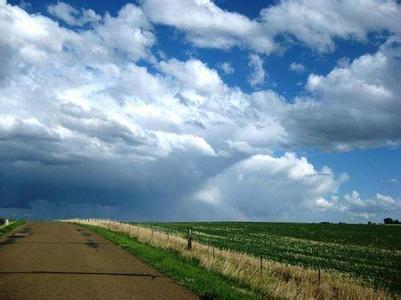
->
[64,219,391,299]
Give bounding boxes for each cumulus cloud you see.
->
[321,191,401,220]
[47,2,101,26]
[247,54,266,87]
[218,62,234,75]
[261,0,401,52]
[193,153,348,220]
[0,1,283,218]
[159,58,225,95]
[141,0,401,53]
[141,0,274,53]
[289,62,305,73]
[1,1,400,221]
[283,37,401,149]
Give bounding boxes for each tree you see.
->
[384,217,394,224]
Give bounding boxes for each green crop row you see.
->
[137,222,401,293]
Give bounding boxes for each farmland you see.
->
[141,222,401,293]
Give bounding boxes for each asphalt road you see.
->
[0,222,197,300]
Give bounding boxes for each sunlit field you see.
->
[68,219,399,298]
[142,222,401,293]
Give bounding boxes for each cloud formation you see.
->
[285,37,401,149]
[247,54,266,87]
[142,0,401,53]
[321,191,401,221]
[0,0,400,221]
[47,1,100,26]
[194,153,348,221]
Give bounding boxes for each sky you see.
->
[0,0,401,222]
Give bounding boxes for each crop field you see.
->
[141,222,401,293]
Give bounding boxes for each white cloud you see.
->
[89,3,155,62]
[47,2,101,26]
[141,0,274,53]
[261,0,401,52]
[323,191,401,220]
[247,54,265,87]
[159,58,225,95]
[388,178,401,185]
[315,197,333,209]
[141,0,401,53]
[282,36,401,149]
[289,62,305,73]
[192,153,347,220]
[218,62,234,75]
[1,1,400,221]
[153,131,216,157]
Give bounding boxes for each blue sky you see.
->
[1,0,401,222]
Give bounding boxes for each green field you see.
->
[140,222,401,293]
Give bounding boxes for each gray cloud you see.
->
[0,1,400,222]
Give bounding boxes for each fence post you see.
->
[187,227,192,250]
[212,245,215,258]
[317,246,321,285]
[260,254,263,273]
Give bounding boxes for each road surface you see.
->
[0,222,197,300]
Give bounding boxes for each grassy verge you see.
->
[0,220,26,237]
[81,224,260,300]
[70,219,390,299]
[143,222,401,292]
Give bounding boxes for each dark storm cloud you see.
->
[1,0,401,222]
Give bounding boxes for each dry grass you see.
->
[65,219,393,299]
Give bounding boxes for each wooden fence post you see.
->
[260,254,263,273]
[187,227,192,250]
[317,246,321,285]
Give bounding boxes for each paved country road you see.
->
[0,222,197,300]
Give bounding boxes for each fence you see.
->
[64,219,388,299]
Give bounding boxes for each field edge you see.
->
[0,220,26,237]
[79,223,262,300]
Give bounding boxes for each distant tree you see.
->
[0,217,5,225]
[384,217,401,224]
[384,217,394,224]
[367,221,372,225]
